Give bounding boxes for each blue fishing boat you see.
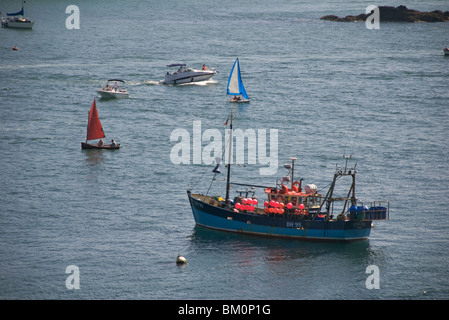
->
[187,114,389,241]
[227,58,250,103]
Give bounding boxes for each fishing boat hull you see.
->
[81,142,120,150]
[187,192,372,241]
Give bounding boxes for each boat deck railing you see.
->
[191,194,389,221]
[348,201,390,221]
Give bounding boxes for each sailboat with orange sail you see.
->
[81,99,120,150]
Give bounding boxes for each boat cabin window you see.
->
[305,195,322,208]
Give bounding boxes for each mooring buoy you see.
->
[176,255,187,265]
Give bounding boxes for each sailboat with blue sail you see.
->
[1,1,34,29]
[227,58,250,103]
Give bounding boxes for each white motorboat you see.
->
[97,79,129,99]
[1,2,34,29]
[161,63,216,85]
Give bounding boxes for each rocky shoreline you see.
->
[321,5,449,23]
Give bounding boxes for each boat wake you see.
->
[143,79,219,86]
[121,80,147,86]
[166,79,219,86]
[143,80,162,86]
[185,79,218,86]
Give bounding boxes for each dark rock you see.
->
[320,5,449,22]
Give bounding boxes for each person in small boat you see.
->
[114,82,118,92]
[202,64,208,70]
[98,139,104,147]
[110,139,117,147]
[232,95,241,101]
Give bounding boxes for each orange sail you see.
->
[86,99,105,141]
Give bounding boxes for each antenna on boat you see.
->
[290,157,297,190]
[342,154,357,175]
[343,154,351,173]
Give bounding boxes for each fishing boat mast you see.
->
[225,113,233,205]
[320,155,357,217]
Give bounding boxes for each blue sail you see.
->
[7,6,24,16]
[227,58,249,100]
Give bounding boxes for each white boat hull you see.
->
[97,90,129,99]
[162,70,216,85]
[1,18,34,29]
[229,98,250,103]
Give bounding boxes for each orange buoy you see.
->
[12,46,18,50]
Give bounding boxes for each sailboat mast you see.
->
[86,109,90,143]
[225,113,233,204]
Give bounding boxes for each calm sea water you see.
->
[1,0,449,301]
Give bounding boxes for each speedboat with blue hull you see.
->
[187,114,389,242]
